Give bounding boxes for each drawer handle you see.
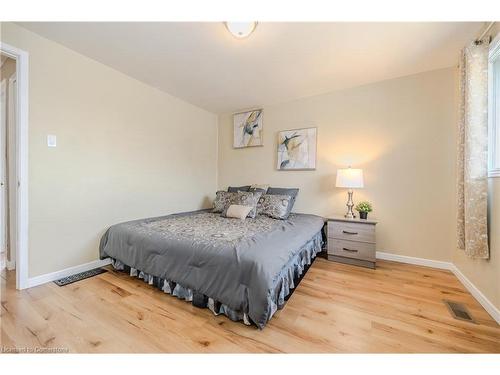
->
[342,247,358,253]
[342,230,358,235]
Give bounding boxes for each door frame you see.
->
[0,41,29,290]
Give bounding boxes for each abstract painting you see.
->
[233,109,263,148]
[277,127,317,170]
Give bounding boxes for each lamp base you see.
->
[344,189,356,219]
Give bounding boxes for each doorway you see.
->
[0,42,28,290]
[1,53,17,278]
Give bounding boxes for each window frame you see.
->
[489,33,500,178]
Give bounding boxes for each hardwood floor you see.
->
[1,259,499,353]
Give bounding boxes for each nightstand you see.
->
[326,215,377,269]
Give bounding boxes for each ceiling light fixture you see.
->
[224,22,257,39]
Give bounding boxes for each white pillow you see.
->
[225,204,253,220]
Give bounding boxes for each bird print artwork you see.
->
[233,110,263,148]
[279,133,303,169]
[277,128,317,170]
[242,110,262,145]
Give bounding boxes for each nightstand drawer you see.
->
[327,221,375,243]
[327,239,376,261]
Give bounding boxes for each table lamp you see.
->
[336,167,364,219]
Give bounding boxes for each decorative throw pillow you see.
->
[266,187,299,217]
[267,187,299,200]
[222,191,262,219]
[227,185,251,192]
[223,205,253,220]
[248,184,269,194]
[257,194,293,219]
[213,191,236,213]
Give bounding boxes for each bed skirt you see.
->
[109,231,323,328]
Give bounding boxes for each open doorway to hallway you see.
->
[0,52,17,276]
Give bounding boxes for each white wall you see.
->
[218,68,457,262]
[1,23,218,277]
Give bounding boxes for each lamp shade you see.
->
[336,168,364,188]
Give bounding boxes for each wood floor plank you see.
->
[1,259,499,353]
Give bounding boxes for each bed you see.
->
[99,209,324,328]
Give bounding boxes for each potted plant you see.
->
[355,201,373,220]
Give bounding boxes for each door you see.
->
[0,79,7,257]
[7,75,17,269]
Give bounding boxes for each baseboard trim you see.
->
[377,251,500,324]
[27,258,111,288]
[376,251,454,270]
[450,264,500,324]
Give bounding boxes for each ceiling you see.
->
[20,22,483,114]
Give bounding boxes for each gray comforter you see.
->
[99,210,324,328]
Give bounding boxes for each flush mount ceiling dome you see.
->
[224,22,257,38]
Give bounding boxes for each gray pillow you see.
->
[248,184,269,194]
[227,185,251,192]
[266,187,299,215]
[213,191,237,213]
[267,187,299,199]
[249,187,268,194]
[257,194,293,220]
[221,191,263,219]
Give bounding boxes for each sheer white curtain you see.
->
[456,39,490,259]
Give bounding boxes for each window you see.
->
[489,34,500,177]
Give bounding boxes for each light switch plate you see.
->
[47,135,57,147]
